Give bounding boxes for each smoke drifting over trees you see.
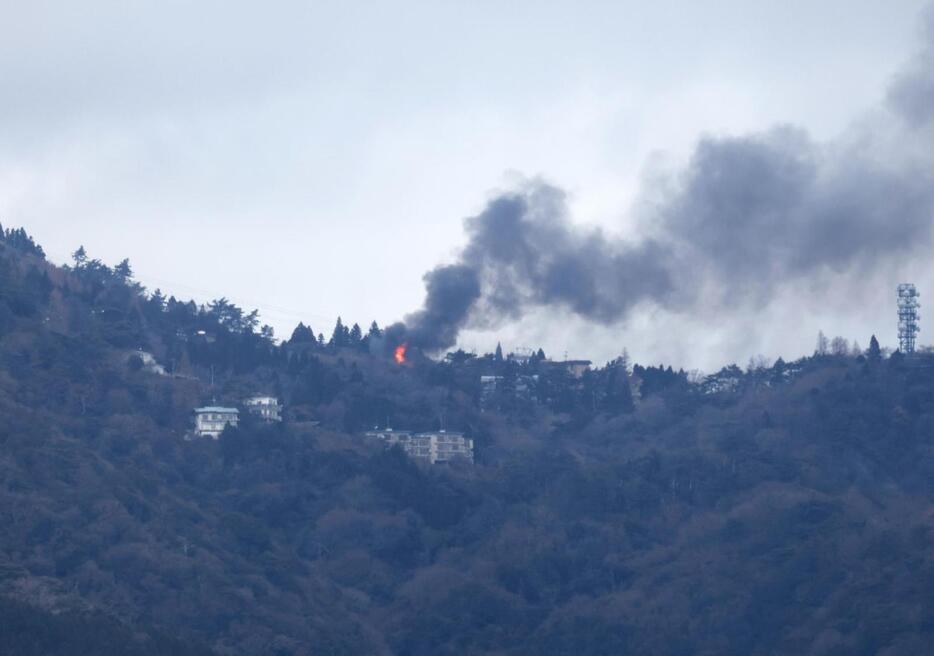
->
[393,12,934,354]
[386,263,482,353]
[888,7,934,128]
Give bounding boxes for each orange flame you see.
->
[394,343,408,364]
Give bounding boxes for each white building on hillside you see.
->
[416,430,474,464]
[365,428,473,464]
[194,407,239,438]
[364,428,412,445]
[562,360,592,378]
[244,396,282,422]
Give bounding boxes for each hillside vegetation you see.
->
[1,228,933,655]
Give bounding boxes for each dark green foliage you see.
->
[328,316,350,347]
[632,363,687,397]
[0,597,213,656]
[367,447,472,529]
[289,321,316,344]
[349,322,362,345]
[114,258,133,281]
[0,225,45,258]
[869,334,882,361]
[207,297,259,334]
[2,230,934,654]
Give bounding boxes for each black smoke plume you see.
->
[388,9,934,355]
[383,264,481,354]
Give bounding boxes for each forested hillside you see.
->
[2,227,934,655]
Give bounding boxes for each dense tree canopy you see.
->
[1,229,934,655]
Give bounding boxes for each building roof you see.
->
[415,430,465,438]
[194,406,239,414]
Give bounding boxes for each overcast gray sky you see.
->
[1,1,932,371]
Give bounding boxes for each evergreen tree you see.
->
[150,288,166,310]
[329,317,349,347]
[495,342,503,361]
[208,298,243,331]
[367,321,382,340]
[289,322,316,344]
[72,245,88,268]
[868,335,882,362]
[2,227,45,258]
[349,323,363,345]
[114,258,133,281]
[244,309,260,333]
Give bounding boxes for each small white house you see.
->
[243,396,282,422]
[194,406,239,438]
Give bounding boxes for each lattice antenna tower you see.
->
[897,283,920,353]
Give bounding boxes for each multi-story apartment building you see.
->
[364,428,473,464]
[244,396,283,422]
[193,406,239,438]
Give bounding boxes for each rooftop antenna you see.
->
[897,283,921,353]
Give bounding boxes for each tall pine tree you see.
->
[329,317,350,348]
[868,335,882,362]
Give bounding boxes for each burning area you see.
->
[394,343,408,364]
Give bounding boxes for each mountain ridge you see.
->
[0,228,932,655]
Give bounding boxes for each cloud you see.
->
[395,9,934,353]
[660,124,934,307]
[887,6,934,126]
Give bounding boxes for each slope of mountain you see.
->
[1,229,933,655]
